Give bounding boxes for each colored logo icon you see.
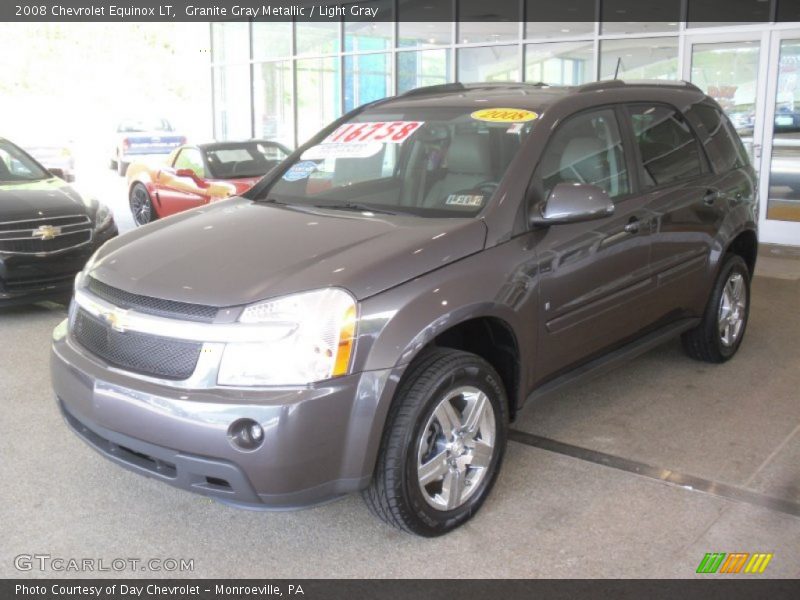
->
[696,552,773,574]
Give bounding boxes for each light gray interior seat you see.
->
[423,133,492,207]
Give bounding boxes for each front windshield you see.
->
[205,142,289,179]
[0,139,50,182]
[263,105,539,217]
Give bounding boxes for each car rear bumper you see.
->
[0,225,117,306]
[51,322,396,509]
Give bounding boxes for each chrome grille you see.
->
[0,215,92,254]
[72,307,202,380]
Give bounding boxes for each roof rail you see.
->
[398,83,467,98]
[398,81,552,99]
[577,79,703,93]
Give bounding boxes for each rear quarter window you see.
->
[687,104,749,173]
[628,104,705,188]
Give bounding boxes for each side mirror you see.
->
[531,182,614,226]
[48,168,66,180]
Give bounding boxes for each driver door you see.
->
[532,107,657,384]
[156,147,209,217]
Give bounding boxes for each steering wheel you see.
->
[472,180,499,194]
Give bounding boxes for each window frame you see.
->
[171,146,207,179]
[684,102,750,174]
[622,101,713,192]
[525,104,639,229]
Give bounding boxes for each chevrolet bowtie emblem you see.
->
[32,224,62,241]
[102,308,130,333]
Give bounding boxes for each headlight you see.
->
[217,288,357,386]
[94,204,113,230]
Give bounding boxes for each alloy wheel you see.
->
[718,272,747,347]
[131,187,151,226]
[416,386,497,511]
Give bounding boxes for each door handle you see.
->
[624,218,640,234]
[703,189,719,205]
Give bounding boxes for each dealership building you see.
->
[210,0,800,246]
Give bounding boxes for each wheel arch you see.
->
[428,316,521,420]
[725,228,758,276]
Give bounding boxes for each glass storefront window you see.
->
[459,0,519,43]
[600,38,679,80]
[213,65,252,141]
[767,39,800,222]
[296,22,340,56]
[398,22,453,48]
[688,0,771,27]
[525,1,594,39]
[458,45,520,83]
[345,53,392,111]
[601,0,680,34]
[397,1,453,48]
[690,41,760,137]
[296,57,341,144]
[526,22,595,40]
[253,61,293,147]
[211,22,249,64]
[397,49,451,93]
[459,22,520,44]
[525,41,594,85]
[253,22,292,60]
[345,0,393,51]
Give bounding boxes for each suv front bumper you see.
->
[51,321,396,509]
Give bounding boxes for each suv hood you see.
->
[90,197,487,305]
[0,178,93,222]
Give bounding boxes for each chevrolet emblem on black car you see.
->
[32,224,61,240]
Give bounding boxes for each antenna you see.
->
[614,57,623,80]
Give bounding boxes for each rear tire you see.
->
[363,348,508,536]
[109,159,118,170]
[129,183,155,226]
[117,160,129,177]
[682,254,750,363]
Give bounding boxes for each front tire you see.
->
[129,183,155,226]
[363,348,508,536]
[682,254,750,363]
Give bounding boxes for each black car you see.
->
[0,137,118,306]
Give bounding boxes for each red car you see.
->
[126,140,290,226]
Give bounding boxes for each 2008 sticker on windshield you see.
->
[471,108,538,123]
[323,121,424,144]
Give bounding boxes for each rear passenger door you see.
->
[624,103,726,321]
[533,108,657,382]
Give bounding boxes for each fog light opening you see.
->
[228,418,264,451]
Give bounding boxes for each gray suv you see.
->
[51,81,757,536]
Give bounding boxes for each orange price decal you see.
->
[324,121,424,144]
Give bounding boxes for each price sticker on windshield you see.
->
[324,121,424,144]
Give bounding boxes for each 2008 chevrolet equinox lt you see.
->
[52,80,757,536]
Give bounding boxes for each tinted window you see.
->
[629,105,704,187]
[688,104,749,172]
[174,148,205,178]
[538,109,630,199]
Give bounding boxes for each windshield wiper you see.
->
[315,202,400,216]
